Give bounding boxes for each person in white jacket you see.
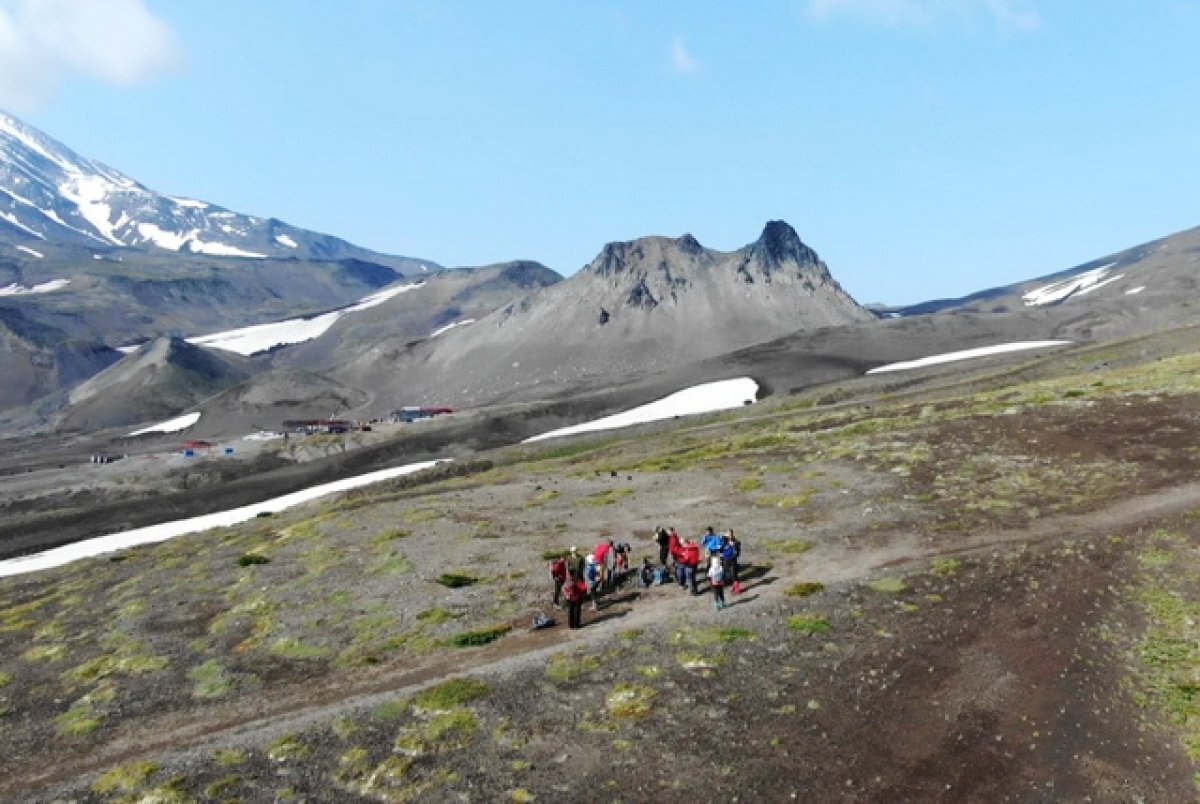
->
[708,554,727,610]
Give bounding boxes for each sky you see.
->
[2,0,1199,305]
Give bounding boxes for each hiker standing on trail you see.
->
[640,558,656,587]
[593,540,612,591]
[563,573,587,629]
[724,530,742,592]
[681,539,702,595]
[708,553,727,610]
[656,526,670,567]
[567,546,585,579]
[585,554,601,611]
[550,555,568,607]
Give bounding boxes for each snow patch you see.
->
[524,377,759,443]
[274,233,299,248]
[1126,286,1145,295]
[189,281,425,355]
[866,341,1073,375]
[0,209,45,238]
[128,411,202,436]
[430,319,476,338]
[0,459,443,577]
[0,278,70,296]
[1022,263,1121,307]
[170,196,208,209]
[15,245,43,258]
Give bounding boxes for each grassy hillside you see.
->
[3,336,1200,800]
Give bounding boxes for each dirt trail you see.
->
[16,479,1200,800]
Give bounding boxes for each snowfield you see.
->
[866,341,1073,374]
[1023,264,1124,306]
[128,411,202,436]
[524,377,760,443]
[0,460,444,578]
[186,281,425,355]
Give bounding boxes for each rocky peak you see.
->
[749,220,822,269]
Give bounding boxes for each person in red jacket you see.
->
[681,539,702,595]
[549,555,568,606]
[562,573,588,629]
[668,527,685,586]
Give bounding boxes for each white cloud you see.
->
[670,35,702,76]
[0,0,183,112]
[806,0,1041,31]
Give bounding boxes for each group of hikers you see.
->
[548,526,744,629]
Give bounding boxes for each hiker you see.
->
[669,528,685,586]
[708,553,727,610]
[567,546,585,579]
[549,554,568,606]
[701,525,724,555]
[640,557,656,587]
[681,539,702,595]
[724,530,742,591]
[594,540,612,591]
[585,554,601,611]
[563,572,587,629]
[656,526,670,566]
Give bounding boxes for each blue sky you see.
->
[4,0,1200,305]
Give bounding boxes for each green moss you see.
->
[416,606,462,624]
[269,637,333,660]
[212,748,247,766]
[539,548,570,561]
[754,490,816,508]
[868,576,908,593]
[414,677,491,710]
[787,614,833,634]
[372,699,409,720]
[760,538,815,555]
[546,652,601,682]
[266,733,311,762]
[930,558,962,576]
[575,487,635,507]
[784,582,825,597]
[55,702,102,736]
[448,624,511,648]
[92,760,158,793]
[188,659,233,698]
[64,650,169,684]
[237,553,271,567]
[0,669,11,686]
[376,552,415,575]
[605,684,656,719]
[736,476,763,492]
[204,774,242,798]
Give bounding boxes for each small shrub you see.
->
[785,582,825,597]
[92,760,158,794]
[761,538,815,555]
[237,553,270,567]
[868,576,908,593]
[436,573,479,589]
[448,624,511,647]
[606,684,656,719]
[736,476,763,492]
[540,548,570,561]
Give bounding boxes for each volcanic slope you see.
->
[3,330,1200,801]
[51,337,255,433]
[898,223,1200,342]
[333,220,875,410]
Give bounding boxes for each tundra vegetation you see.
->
[2,337,1200,799]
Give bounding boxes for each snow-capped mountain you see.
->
[0,110,420,268]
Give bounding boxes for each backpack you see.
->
[550,557,567,578]
[532,611,555,629]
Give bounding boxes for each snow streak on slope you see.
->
[524,377,760,443]
[1022,263,1123,306]
[15,245,43,258]
[0,278,69,295]
[0,460,444,578]
[128,411,202,436]
[866,341,1072,374]
[430,319,475,338]
[187,281,425,355]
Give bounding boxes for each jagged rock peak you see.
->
[750,220,822,268]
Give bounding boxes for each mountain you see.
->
[0,111,448,417]
[0,110,426,270]
[890,225,1200,342]
[51,337,254,433]
[331,220,876,410]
